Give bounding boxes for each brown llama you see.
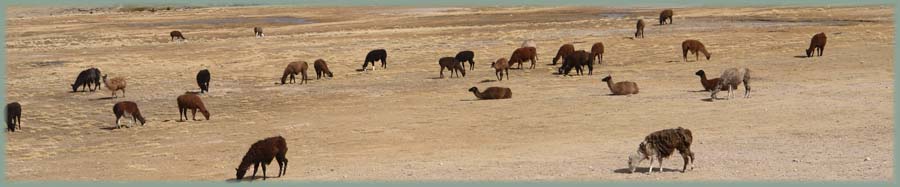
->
[491,58,510,81]
[362,49,387,71]
[112,101,146,129]
[628,127,694,174]
[509,47,537,69]
[591,42,605,65]
[439,57,466,78]
[254,27,264,38]
[694,70,731,91]
[235,136,288,180]
[552,44,575,65]
[281,61,309,85]
[177,94,210,121]
[806,32,827,57]
[468,87,512,100]
[102,74,127,98]
[635,19,645,38]
[601,75,639,95]
[659,9,673,25]
[170,30,186,41]
[682,40,711,62]
[313,59,334,80]
[455,51,476,70]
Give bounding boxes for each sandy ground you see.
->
[4,5,895,181]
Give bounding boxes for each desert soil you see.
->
[4,5,895,181]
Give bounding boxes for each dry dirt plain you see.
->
[4,5,895,181]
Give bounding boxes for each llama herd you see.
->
[3,8,836,178]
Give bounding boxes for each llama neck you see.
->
[605,80,616,92]
[698,73,708,82]
[700,48,710,58]
[471,89,483,99]
[237,153,254,170]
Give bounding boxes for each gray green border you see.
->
[1,0,896,186]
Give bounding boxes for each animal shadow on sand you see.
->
[91,97,118,101]
[479,79,497,83]
[793,55,810,58]
[225,176,277,182]
[613,167,682,174]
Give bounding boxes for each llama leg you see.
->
[282,158,288,176]
[261,163,267,180]
[252,163,259,178]
[647,157,654,174]
[191,109,198,121]
[681,153,690,172]
[658,157,664,172]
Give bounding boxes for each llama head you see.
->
[459,67,466,77]
[201,110,210,120]
[805,49,813,57]
[326,71,334,78]
[468,87,478,93]
[705,53,711,60]
[627,152,646,173]
[694,70,705,77]
[235,168,248,180]
[601,75,612,82]
[71,84,79,92]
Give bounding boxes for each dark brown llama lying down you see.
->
[602,75,639,95]
[236,136,288,180]
[806,32,827,57]
[468,87,512,100]
[439,57,466,78]
[711,68,751,100]
[177,94,210,121]
[491,58,510,81]
[197,69,210,93]
[112,101,146,129]
[552,44,575,65]
[509,47,537,69]
[455,50,476,70]
[314,59,334,80]
[635,19,645,38]
[170,30,186,41]
[694,70,730,91]
[591,42,605,65]
[362,49,387,71]
[281,61,309,85]
[254,27,264,38]
[682,40,711,62]
[628,127,694,174]
[6,102,21,132]
[659,9,673,25]
[71,68,101,92]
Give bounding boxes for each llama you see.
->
[439,57,466,78]
[628,127,694,174]
[509,47,537,69]
[71,68,101,92]
[102,74,127,98]
[491,58,510,81]
[682,40,711,62]
[552,44,575,65]
[112,101,146,129]
[711,68,751,100]
[177,93,210,121]
[591,42,605,65]
[468,87,512,100]
[362,49,387,71]
[601,75,639,95]
[659,9,673,25]
[314,59,334,80]
[254,27,264,38]
[695,70,730,91]
[559,50,593,76]
[6,102,21,132]
[455,51,476,70]
[806,32,827,57]
[197,69,210,93]
[635,19,645,38]
[281,61,309,85]
[170,30,186,41]
[236,136,288,180]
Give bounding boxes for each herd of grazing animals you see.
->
[2,7,838,178]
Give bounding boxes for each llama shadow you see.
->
[479,79,497,83]
[613,167,682,174]
[665,60,680,63]
[427,77,444,80]
[624,36,635,40]
[793,55,809,58]
[459,99,480,101]
[91,96,118,101]
[701,98,718,102]
[225,176,276,182]
[99,126,119,131]
[687,90,709,93]
[184,91,202,95]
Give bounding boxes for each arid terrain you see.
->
[4,5,894,181]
